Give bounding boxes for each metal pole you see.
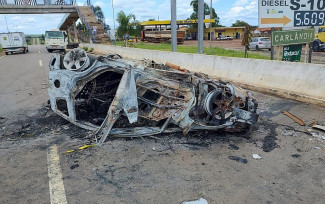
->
[198,0,204,54]
[271,27,274,60]
[171,0,177,52]
[209,0,212,54]
[4,15,10,33]
[308,43,312,63]
[112,0,116,45]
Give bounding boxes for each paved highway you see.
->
[0,46,324,203]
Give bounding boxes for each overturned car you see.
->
[48,48,258,146]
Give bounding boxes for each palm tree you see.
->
[93,6,105,23]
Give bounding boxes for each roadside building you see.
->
[186,27,245,40]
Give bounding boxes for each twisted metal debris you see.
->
[48,48,258,146]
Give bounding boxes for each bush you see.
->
[83,47,88,51]
[89,48,94,52]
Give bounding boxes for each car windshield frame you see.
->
[45,31,63,39]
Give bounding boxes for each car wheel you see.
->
[47,49,53,53]
[312,41,320,52]
[5,52,8,55]
[23,48,26,53]
[256,45,260,51]
[268,48,271,51]
[246,45,250,50]
[26,48,29,52]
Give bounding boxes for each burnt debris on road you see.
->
[48,48,259,146]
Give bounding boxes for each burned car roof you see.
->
[48,48,258,146]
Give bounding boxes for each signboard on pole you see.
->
[259,0,325,28]
[282,44,302,62]
[272,29,315,46]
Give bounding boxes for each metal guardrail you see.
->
[0,0,76,5]
[76,6,96,44]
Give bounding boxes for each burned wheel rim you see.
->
[204,88,234,120]
[63,48,90,71]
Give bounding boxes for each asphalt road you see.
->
[0,45,49,123]
[0,46,325,203]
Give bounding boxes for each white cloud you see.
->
[94,1,106,8]
[220,0,258,26]
[0,14,65,34]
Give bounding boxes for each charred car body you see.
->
[48,48,258,146]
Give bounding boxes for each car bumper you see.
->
[46,45,65,50]
[3,47,25,52]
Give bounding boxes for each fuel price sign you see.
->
[259,0,325,28]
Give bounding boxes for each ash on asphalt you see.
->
[0,104,280,154]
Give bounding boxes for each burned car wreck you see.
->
[48,48,258,146]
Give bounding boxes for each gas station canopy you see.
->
[141,19,215,26]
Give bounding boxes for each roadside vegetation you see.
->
[115,41,269,60]
[0,47,3,53]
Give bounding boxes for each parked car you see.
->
[248,37,271,51]
[225,36,234,40]
[216,35,227,41]
[0,32,28,55]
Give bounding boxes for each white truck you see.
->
[0,32,28,55]
[45,29,78,53]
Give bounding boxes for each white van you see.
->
[45,29,68,52]
[0,32,28,55]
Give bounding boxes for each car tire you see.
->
[246,45,250,50]
[23,48,26,53]
[268,48,271,51]
[5,52,8,55]
[47,49,53,53]
[26,48,29,52]
[312,41,320,52]
[256,45,260,51]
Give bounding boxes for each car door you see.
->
[249,38,256,49]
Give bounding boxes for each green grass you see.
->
[115,41,270,60]
[40,38,45,45]
[0,48,3,53]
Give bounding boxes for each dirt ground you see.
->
[0,45,325,203]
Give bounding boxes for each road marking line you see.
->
[47,145,68,204]
[39,50,41,54]
[39,60,43,67]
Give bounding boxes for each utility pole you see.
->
[209,0,212,54]
[112,0,116,45]
[198,0,204,54]
[171,0,177,52]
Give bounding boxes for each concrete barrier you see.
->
[82,43,325,106]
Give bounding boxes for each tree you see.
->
[241,24,253,58]
[116,11,141,39]
[189,0,220,27]
[92,6,110,31]
[148,18,155,21]
[232,20,248,27]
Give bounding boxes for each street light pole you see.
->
[198,0,204,54]
[171,0,177,52]
[209,0,212,54]
[112,0,116,45]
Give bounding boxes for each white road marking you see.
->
[39,60,43,67]
[47,145,68,204]
[39,50,41,54]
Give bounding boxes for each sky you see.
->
[0,0,258,34]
